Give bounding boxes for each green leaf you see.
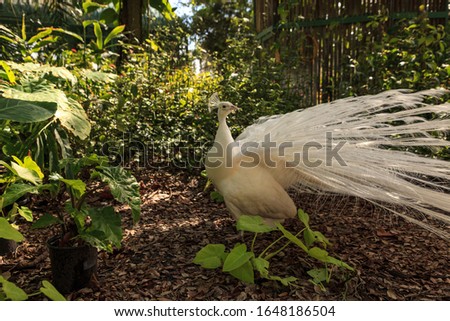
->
[17,206,33,222]
[303,228,316,248]
[268,275,298,286]
[149,0,175,20]
[193,244,227,269]
[45,27,83,42]
[308,247,354,270]
[228,260,254,283]
[237,215,276,233]
[0,217,24,242]
[0,275,28,300]
[93,22,103,50]
[276,223,308,252]
[0,97,57,122]
[2,184,40,207]
[104,25,125,46]
[12,155,44,179]
[210,191,224,203]
[40,281,66,301]
[11,161,41,185]
[97,166,141,223]
[32,213,62,229]
[307,268,329,283]
[297,208,310,227]
[85,206,122,249]
[223,243,254,272]
[251,257,269,277]
[60,178,86,200]
[0,61,16,84]
[27,28,53,44]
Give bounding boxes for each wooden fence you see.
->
[254,0,449,106]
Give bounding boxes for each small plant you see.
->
[194,209,353,287]
[0,275,65,301]
[31,154,141,252]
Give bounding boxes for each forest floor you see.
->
[1,168,449,301]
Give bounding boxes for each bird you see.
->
[205,90,450,239]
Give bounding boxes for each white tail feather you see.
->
[235,89,450,239]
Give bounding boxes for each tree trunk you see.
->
[120,0,144,43]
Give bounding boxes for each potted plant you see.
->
[30,154,141,293]
[0,156,40,255]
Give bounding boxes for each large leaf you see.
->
[0,217,24,242]
[12,155,44,179]
[222,243,254,272]
[97,166,141,223]
[236,215,276,233]
[40,281,66,301]
[1,184,40,207]
[7,62,77,85]
[17,206,33,222]
[31,213,62,229]
[0,97,56,122]
[85,206,122,249]
[193,244,227,269]
[2,87,90,139]
[0,276,28,301]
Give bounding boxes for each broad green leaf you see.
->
[229,261,254,283]
[276,223,308,252]
[17,206,33,222]
[104,25,125,46]
[12,155,44,179]
[193,244,227,269]
[223,243,254,272]
[236,215,276,233]
[2,87,90,139]
[0,276,28,300]
[32,213,62,229]
[93,22,103,50]
[297,208,310,227]
[55,97,91,140]
[60,178,86,199]
[11,161,41,185]
[308,247,329,262]
[0,97,57,122]
[97,166,141,223]
[0,217,24,242]
[40,281,66,301]
[2,184,40,207]
[86,206,122,249]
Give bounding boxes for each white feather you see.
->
[206,90,450,238]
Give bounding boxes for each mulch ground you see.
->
[1,168,449,300]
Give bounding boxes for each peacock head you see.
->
[208,93,239,117]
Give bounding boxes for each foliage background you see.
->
[0,0,449,170]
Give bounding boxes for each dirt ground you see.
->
[1,168,449,300]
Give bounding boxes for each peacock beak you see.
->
[231,105,239,113]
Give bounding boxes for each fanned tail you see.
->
[237,89,450,239]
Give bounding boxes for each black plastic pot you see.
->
[47,236,98,293]
[0,238,18,256]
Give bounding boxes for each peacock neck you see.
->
[216,115,234,147]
